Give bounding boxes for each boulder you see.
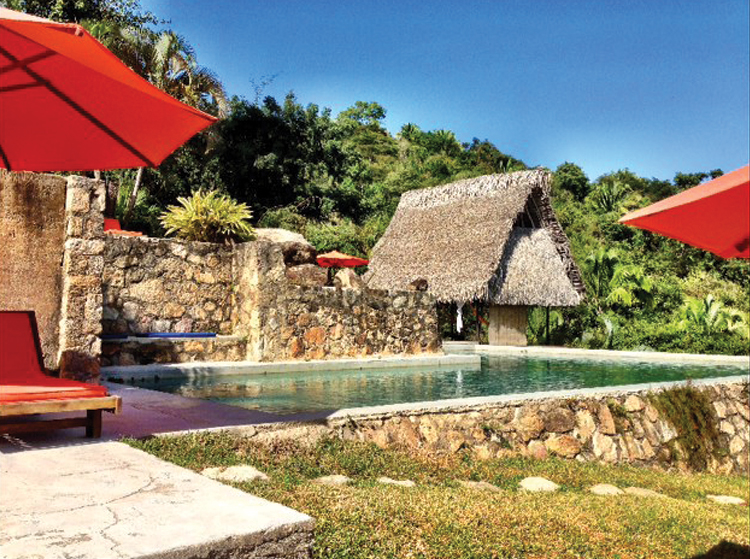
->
[334,268,364,289]
[544,408,576,433]
[286,264,328,287]
[255,228,317,266]
[545,434,582,458]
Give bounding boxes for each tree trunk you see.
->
[105,179,120,218]
[124,167,144,224]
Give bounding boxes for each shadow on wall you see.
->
[690,541,750,559]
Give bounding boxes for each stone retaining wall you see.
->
[101,237,234,336]
[323,380,749,474]
[234,241,440,362]
[101,337,247,367]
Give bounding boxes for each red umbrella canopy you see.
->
[0,7,217,172]
[316,251,369,268]
[619,165,750,259]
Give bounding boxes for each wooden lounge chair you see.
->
[0,311,121,438]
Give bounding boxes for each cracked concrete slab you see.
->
[0,442,314,559]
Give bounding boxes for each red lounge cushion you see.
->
[0,312,44,381]
[1,312,109,404]
[0,374,108,404]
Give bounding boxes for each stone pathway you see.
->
[706,494,747,505]
[519,476,560,492]
[623,486,666,498]
[458,480,501,492]
[589,483,624,495]
[313,474,352,486]
[201,465,270,483]
[377,476,416,487]
[202,467,747,508]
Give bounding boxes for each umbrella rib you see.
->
[0,43,156,168]
[0,143,11,170]
[0,82,43,93]
[0,49,56,75]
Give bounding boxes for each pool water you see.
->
[133,354,748,415]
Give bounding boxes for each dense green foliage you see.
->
[130,433,750,559]
[10,0,748,355]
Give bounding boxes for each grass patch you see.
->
[128,433,750,559]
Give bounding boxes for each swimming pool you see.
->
[131,354,748,415]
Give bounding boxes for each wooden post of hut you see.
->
[488,305,528,346]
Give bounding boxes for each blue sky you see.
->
[141,0,749,182]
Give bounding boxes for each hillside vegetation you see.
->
[12,0,748,355]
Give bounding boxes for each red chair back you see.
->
[0,311,45,382]
[104,218,121,231]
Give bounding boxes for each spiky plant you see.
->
[160,190,255,243]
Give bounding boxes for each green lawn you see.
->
[128,432,750,559]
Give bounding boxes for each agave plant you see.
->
[160,190,256,243]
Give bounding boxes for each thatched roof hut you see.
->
[365,170,585,307]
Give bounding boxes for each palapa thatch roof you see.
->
[365,170,585,306]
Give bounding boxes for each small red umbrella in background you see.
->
[619,165,750,259]
[0,7,216,172]
[316,251,369,268]
[317,251,369,285]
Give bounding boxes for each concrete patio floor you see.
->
[0,384,318,559]
[0,442,314,559]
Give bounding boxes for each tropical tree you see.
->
[553,162,590,201]
[584,248,653,312]
[82,21,229,222]
[679,294,748,337]
[591,179,631,213]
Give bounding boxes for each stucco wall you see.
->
[0,172,67,369]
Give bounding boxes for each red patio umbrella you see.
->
[316,251,369,268]
[0,7,217,172]
[619,165,750,259]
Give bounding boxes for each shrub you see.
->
[160,190,256,243]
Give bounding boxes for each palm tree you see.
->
[679,294,748,337]
[591,180,631,213]
[584,248,653,312]
[84,22,228,221]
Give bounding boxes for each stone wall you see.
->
[101,337,247,367]
[101,237,234,335]
[58,176,106,380]
[234,241,440,362]
[325,379,749,474]
[0,172,105,378]
[0,172,67,369]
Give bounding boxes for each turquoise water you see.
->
[133,354,748,415]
